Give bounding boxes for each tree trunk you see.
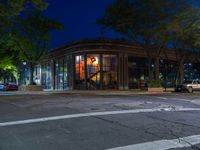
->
[175,58,184,86]
[155,58,160,81]
[14,75,18,85]
[148,57,153,80]
[29,62,35,85]
[179,60,184,84]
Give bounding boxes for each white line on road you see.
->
[156,97,168,100]
[175,98,190,101]
[0,108,200,127]
[106,134,200,150]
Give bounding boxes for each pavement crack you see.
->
[144,114,200,149]
[93,116,134,130]
[144,114,200,130]
[143,128,163,139]
[93,116,164,139]
[178,137,200,150]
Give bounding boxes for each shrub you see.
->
[147,80,162,88]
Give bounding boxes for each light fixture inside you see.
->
[90,57,96,63]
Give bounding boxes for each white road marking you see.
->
[156,97,168,100]
[0,108,200,127]
[175,98,190,101]
[106,134,200,150]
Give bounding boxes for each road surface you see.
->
[0,93,200,150]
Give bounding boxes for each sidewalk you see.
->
[0,88,175,96]
[54,89,175,96]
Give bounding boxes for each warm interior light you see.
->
[90,57,96,63]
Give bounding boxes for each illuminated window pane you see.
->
[102,55,117,89]
[87,54,100,89]
[42,62,52,89]
[75,55,85,89]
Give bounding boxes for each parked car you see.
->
[3,83,18,91]
[176,80,200,93]
[0,83,5,91]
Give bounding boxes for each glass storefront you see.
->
[87,54,100,89]
[75,55,85,89]
[54,60,64,90]
[34,65,41,85]
[102,55,118,89]
[184,63,200,80]
[63,56,70,89]
[42,57,71,90]
[128,57,148,89]
[74,54,118,90]
[159,60,177,87]
[42,54,182,90]
[42,62,52,90]
[42,53,189,91]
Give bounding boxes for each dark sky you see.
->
[44,0,122,48]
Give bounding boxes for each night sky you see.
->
[44,0,122,48]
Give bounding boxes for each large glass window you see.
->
[102,55,118,89]
[75,55,85,89]
[64,56,70,89]
[42,62,52,89]
[128,57,148,89]
[54,59,64,90]
[159,60,177,87]
[74,54,118,90]
[34,65,41,85]
[184,63,200,80]
[87,54,100,89]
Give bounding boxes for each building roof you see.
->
[45,38,199,63]
[48,38,133,52]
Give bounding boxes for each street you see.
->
[0,93,200,150]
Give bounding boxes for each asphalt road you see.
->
[0,93,200,150]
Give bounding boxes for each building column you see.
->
[100,54,103,90]
[118,54,124,90]
[84,54,88,90]
[71,55,75,90]
[40,63,44,87]
[62,59,65,90]
[50,60,55,90]
[180,61,184,84]
[123,54,129,90]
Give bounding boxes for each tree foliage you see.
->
[0,0,48,70]
[0,0,63,85]
[0,56,19,84]
[98,0,191,45]
[14,11,64,63]
[98,0,200,82]
[13,11,64,84]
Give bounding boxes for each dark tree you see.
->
[13,11,64,85]
[166,7,200,85]
[98,0,195,81]
[0,0,48,83]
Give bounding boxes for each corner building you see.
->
[40,39,193,91]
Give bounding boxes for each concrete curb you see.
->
[0,88,176,96]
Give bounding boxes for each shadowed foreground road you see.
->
[0,93,200,150]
